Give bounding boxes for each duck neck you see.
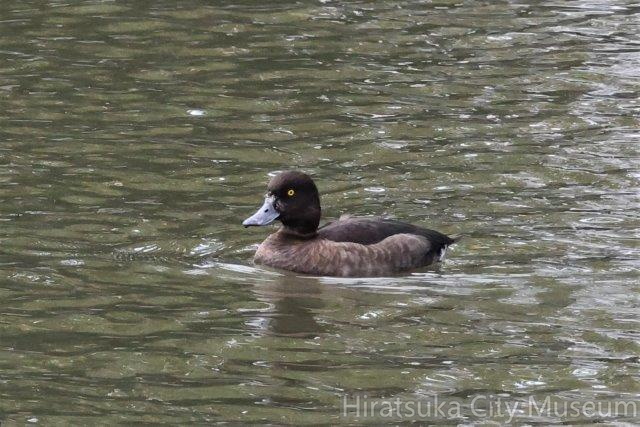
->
[279,204,321,239]
[279,226,318,240]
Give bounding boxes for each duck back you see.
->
[319,216,454,246]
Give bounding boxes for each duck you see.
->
[242,171,459,277]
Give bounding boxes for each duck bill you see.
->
[242,196,280,227]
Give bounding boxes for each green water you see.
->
[1,0,639,424]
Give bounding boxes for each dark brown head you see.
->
[243,171,321,236]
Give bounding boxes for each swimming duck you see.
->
[243,171,458,277]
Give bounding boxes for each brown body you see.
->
[243,172,458,278]
[255,228,439,277]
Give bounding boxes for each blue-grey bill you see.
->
[242,197,280,227]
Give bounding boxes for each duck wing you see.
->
[318,216,456,248]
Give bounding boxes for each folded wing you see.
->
[318,216,454,247]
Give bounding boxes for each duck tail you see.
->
[436,234,461,262]
[448,234,463,244]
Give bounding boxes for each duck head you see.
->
[243,171,321,236]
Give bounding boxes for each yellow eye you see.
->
[287,189,295,197]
